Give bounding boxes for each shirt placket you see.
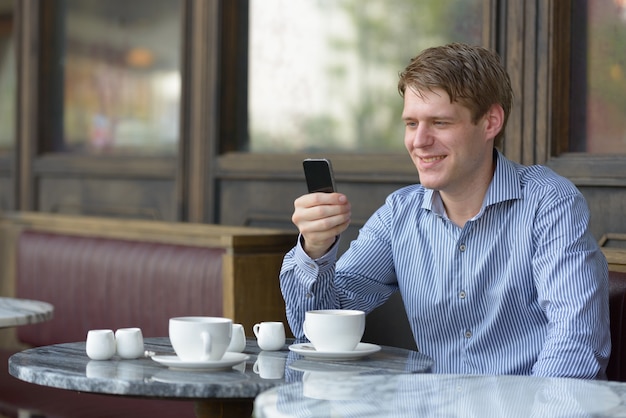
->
[455,224,474,373]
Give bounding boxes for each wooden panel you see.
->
[222,253,292,337]
[501,0,525,163]
[33,155,177,178]
[600,233,626,273]
[532,0,551,165]
[0,220,22,348]
[520,1,538,165]
[548,0,573,157]
[182,0,221,223]
[38,177,177,221]
[218,179,302,229]
[217,152,417,182]
[0,176,13,211]
[578,187,626,242]
[0,211,298,252]
[218,177,413,255]
[14,0,38,211]
[500,1,557,166]
[547,155,626,186]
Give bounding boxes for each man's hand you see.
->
[292,192,351,259]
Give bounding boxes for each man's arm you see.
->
[531,192,610,379]
[279,237,341,338]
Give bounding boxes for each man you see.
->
[280,43,610,378]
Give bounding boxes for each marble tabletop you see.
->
[9,337,433,400]
[254,373,626,417]
[0,296,54,328]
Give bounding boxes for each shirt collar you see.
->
[422,149,522,216]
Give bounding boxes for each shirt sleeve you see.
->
[279,202,400,339]
[531,191,611,379]
[279,234,341,338]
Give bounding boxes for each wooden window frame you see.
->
[544,1,626,187]
[216,0,498,193]
[14,0,222,221]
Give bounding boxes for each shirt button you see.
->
[459,244,466,252]
[305,293,313,298]
[465,330,472,338]
[459,290,466,299]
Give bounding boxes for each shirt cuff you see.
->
[294,234,339,284]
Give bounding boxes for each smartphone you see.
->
[303,158,336,193]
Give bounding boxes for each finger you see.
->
[298,211,351,236]
[293,203,350,228]
[296,192,348,208]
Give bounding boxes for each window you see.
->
[247,0,485,153]
[40,0,182,155]
[570,0,626,154]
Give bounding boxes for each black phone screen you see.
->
[303,159,336,193]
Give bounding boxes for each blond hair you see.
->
[398,43,512,148]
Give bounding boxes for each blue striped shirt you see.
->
[280,151,610,379]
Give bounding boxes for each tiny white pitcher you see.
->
[253,321,285,351]
[86,329,116,361]
[115,327,144,359]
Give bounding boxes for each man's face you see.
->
[401,87,495,197]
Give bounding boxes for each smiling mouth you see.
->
[420,155,446,163]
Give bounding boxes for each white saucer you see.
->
[289,360,363,373]
[151,352,249,371]
[288,343,381,360]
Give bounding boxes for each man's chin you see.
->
[416,176,441,190]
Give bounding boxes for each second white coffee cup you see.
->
[303,309,365,352]
[169,316,233,362]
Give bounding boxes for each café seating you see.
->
[0,211,296,418]
[608,270,626,381]
[362,292,417,350]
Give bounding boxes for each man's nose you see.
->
[411,124,433,148]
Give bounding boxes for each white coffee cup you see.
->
[169,316,233,362]
[86,329,116,361]
[226,323,246,353]
[303,309,365,352]
[115,327,144,359]
[253,321,286,351]
[253,351,286,379]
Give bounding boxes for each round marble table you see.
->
[0,296,54,328]
[254,373,626,417]
[9,337,433,417]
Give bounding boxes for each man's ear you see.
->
[483,104,505,141]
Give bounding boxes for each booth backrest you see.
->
[0,211,298,350]
[608,270,626,381]
[16,231,225,346]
